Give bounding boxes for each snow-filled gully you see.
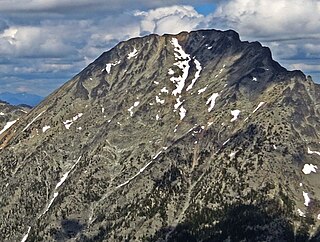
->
[170,38,191,97]
[23,110,46,132]
[88,126,201,225]
[21,156,82,241]
[169,38,205,122]
[116,149,165,189]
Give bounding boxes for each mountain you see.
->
[0,29,320,242]
[0,92,43,107]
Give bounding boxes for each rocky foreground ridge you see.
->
[0,29,320,241]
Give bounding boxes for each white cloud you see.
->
[0,25,76,57]
[290,63,320,72]
[266,42,298,60]
[212,0,320,38]
[135,5,204,34]
[80,5,205,62]
[304,43,320,56]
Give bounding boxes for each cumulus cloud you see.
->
[135,5,204,34]
[0,25,78,58]
[212,0,320,38]
[75,5,206,64]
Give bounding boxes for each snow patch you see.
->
[153,150,162,160]
[0,120,17,135]
[197,86,207,94]
[127,48,138,59]
[206,93,219,112]
[230,110,240,122]
[252,102,265,113]
[252,77,257,82]
[307,147,320,156]
[105,60,120,74]
[42,125,50,133]
[229,151,236,159]
[168,68,174,75]
[179,106,187,120]
[156,96,165,104]
[128,101,140,117]
[63,113,83,130]
[170,38,191,96]
[43,192,59,215]
[302,164,318,174]
[303,191,311,206]
[55,156,81,190]
[297,209,306,217]
[186,58,202,91]
[223,139,230,146]
[174,96,184,110]
[160,87,169,93]
[21,226,31,242]
[23,110,45,131]
[116,148,166,189]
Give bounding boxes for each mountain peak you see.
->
[0,29,319,241]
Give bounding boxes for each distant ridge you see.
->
[0,92,43,107]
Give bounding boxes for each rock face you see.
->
[0,29,320,242]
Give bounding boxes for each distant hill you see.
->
[0,92,43,107]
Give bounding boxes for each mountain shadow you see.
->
[146,203,320,242]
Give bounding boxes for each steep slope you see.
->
[0,29,320,242]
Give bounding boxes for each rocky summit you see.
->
[0,29,320,242]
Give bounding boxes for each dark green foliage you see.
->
[147,203,320,242]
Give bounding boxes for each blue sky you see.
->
[0,0,319,96]
[195,3,217,15]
